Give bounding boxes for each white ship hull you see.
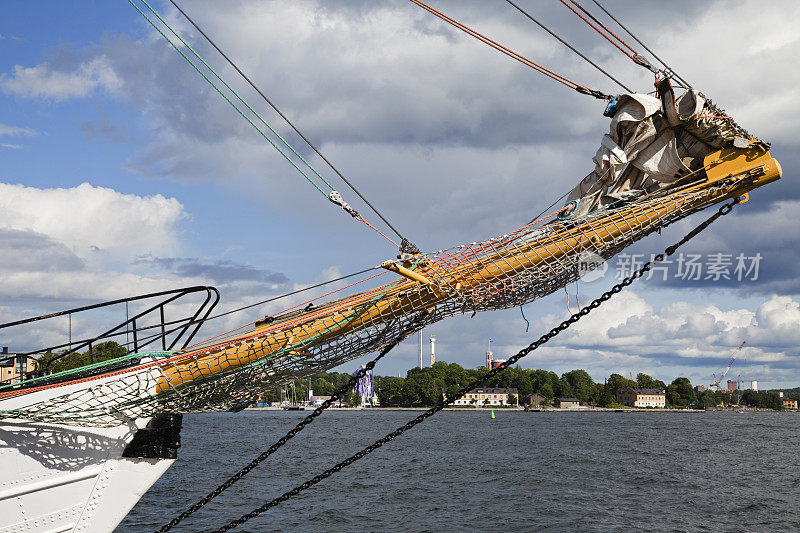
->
[0,374,178,533]
[0,418,173,533]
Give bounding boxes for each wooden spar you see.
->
[155,147,781,393]
[380,260,432,284]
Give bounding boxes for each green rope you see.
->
[0,350,172,393]
[128,0,335,198]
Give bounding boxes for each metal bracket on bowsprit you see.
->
[575,85,612,100]
[633,54,658,73]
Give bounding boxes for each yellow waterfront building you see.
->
[449,387,518,406]
[616,388,666,408]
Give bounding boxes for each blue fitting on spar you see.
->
[558,200,579,220]
[603,95,619,117]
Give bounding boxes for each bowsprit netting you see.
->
[0,87,781,427]
[0,169,766,427]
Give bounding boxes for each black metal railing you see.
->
[0,286,219,386]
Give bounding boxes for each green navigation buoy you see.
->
[490,409,495,419]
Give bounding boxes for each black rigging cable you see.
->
[561,0,640,60]
[528,190,569,224]
[590,0,693,89]
[204,266,381,322]
[504,0,632,93]
[82,266,383,350]
[167,0,415,252]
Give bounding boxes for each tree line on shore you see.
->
[372,362,699,408]
[305,361,790,409]
[28,343,792,410]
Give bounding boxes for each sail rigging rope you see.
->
[126,266,386,344]
[559,0,691,88]
[190,198,739,533]
[166,0,414,251]
[29,265,383,358]
[203,267,383,323]
[127,0,412,250]
[181,269,390,352]
[129,0,333,197]
[559,0,641,62]
[503,0,632,93]
[408,0,612,99]
[590,0,693,89]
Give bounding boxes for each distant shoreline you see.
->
[242,406,779,413]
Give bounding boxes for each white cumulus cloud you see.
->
[0,56,121,101]
[0,182,185,256]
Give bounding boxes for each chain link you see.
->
[207,200,738,532]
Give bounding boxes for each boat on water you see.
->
[0,1,783,531]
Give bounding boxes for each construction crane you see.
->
[710,341,746,392]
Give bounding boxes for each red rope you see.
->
[560,0,636,60]
[358,215,400,248]
[694,115,731,121]
[408,0,588,92]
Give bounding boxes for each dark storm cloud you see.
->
[741,142,800,203]
[133,255,289,285]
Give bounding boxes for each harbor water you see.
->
[120,410,800,532]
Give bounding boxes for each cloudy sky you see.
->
[1,0,798,388]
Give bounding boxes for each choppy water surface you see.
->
[120,410,800,532]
